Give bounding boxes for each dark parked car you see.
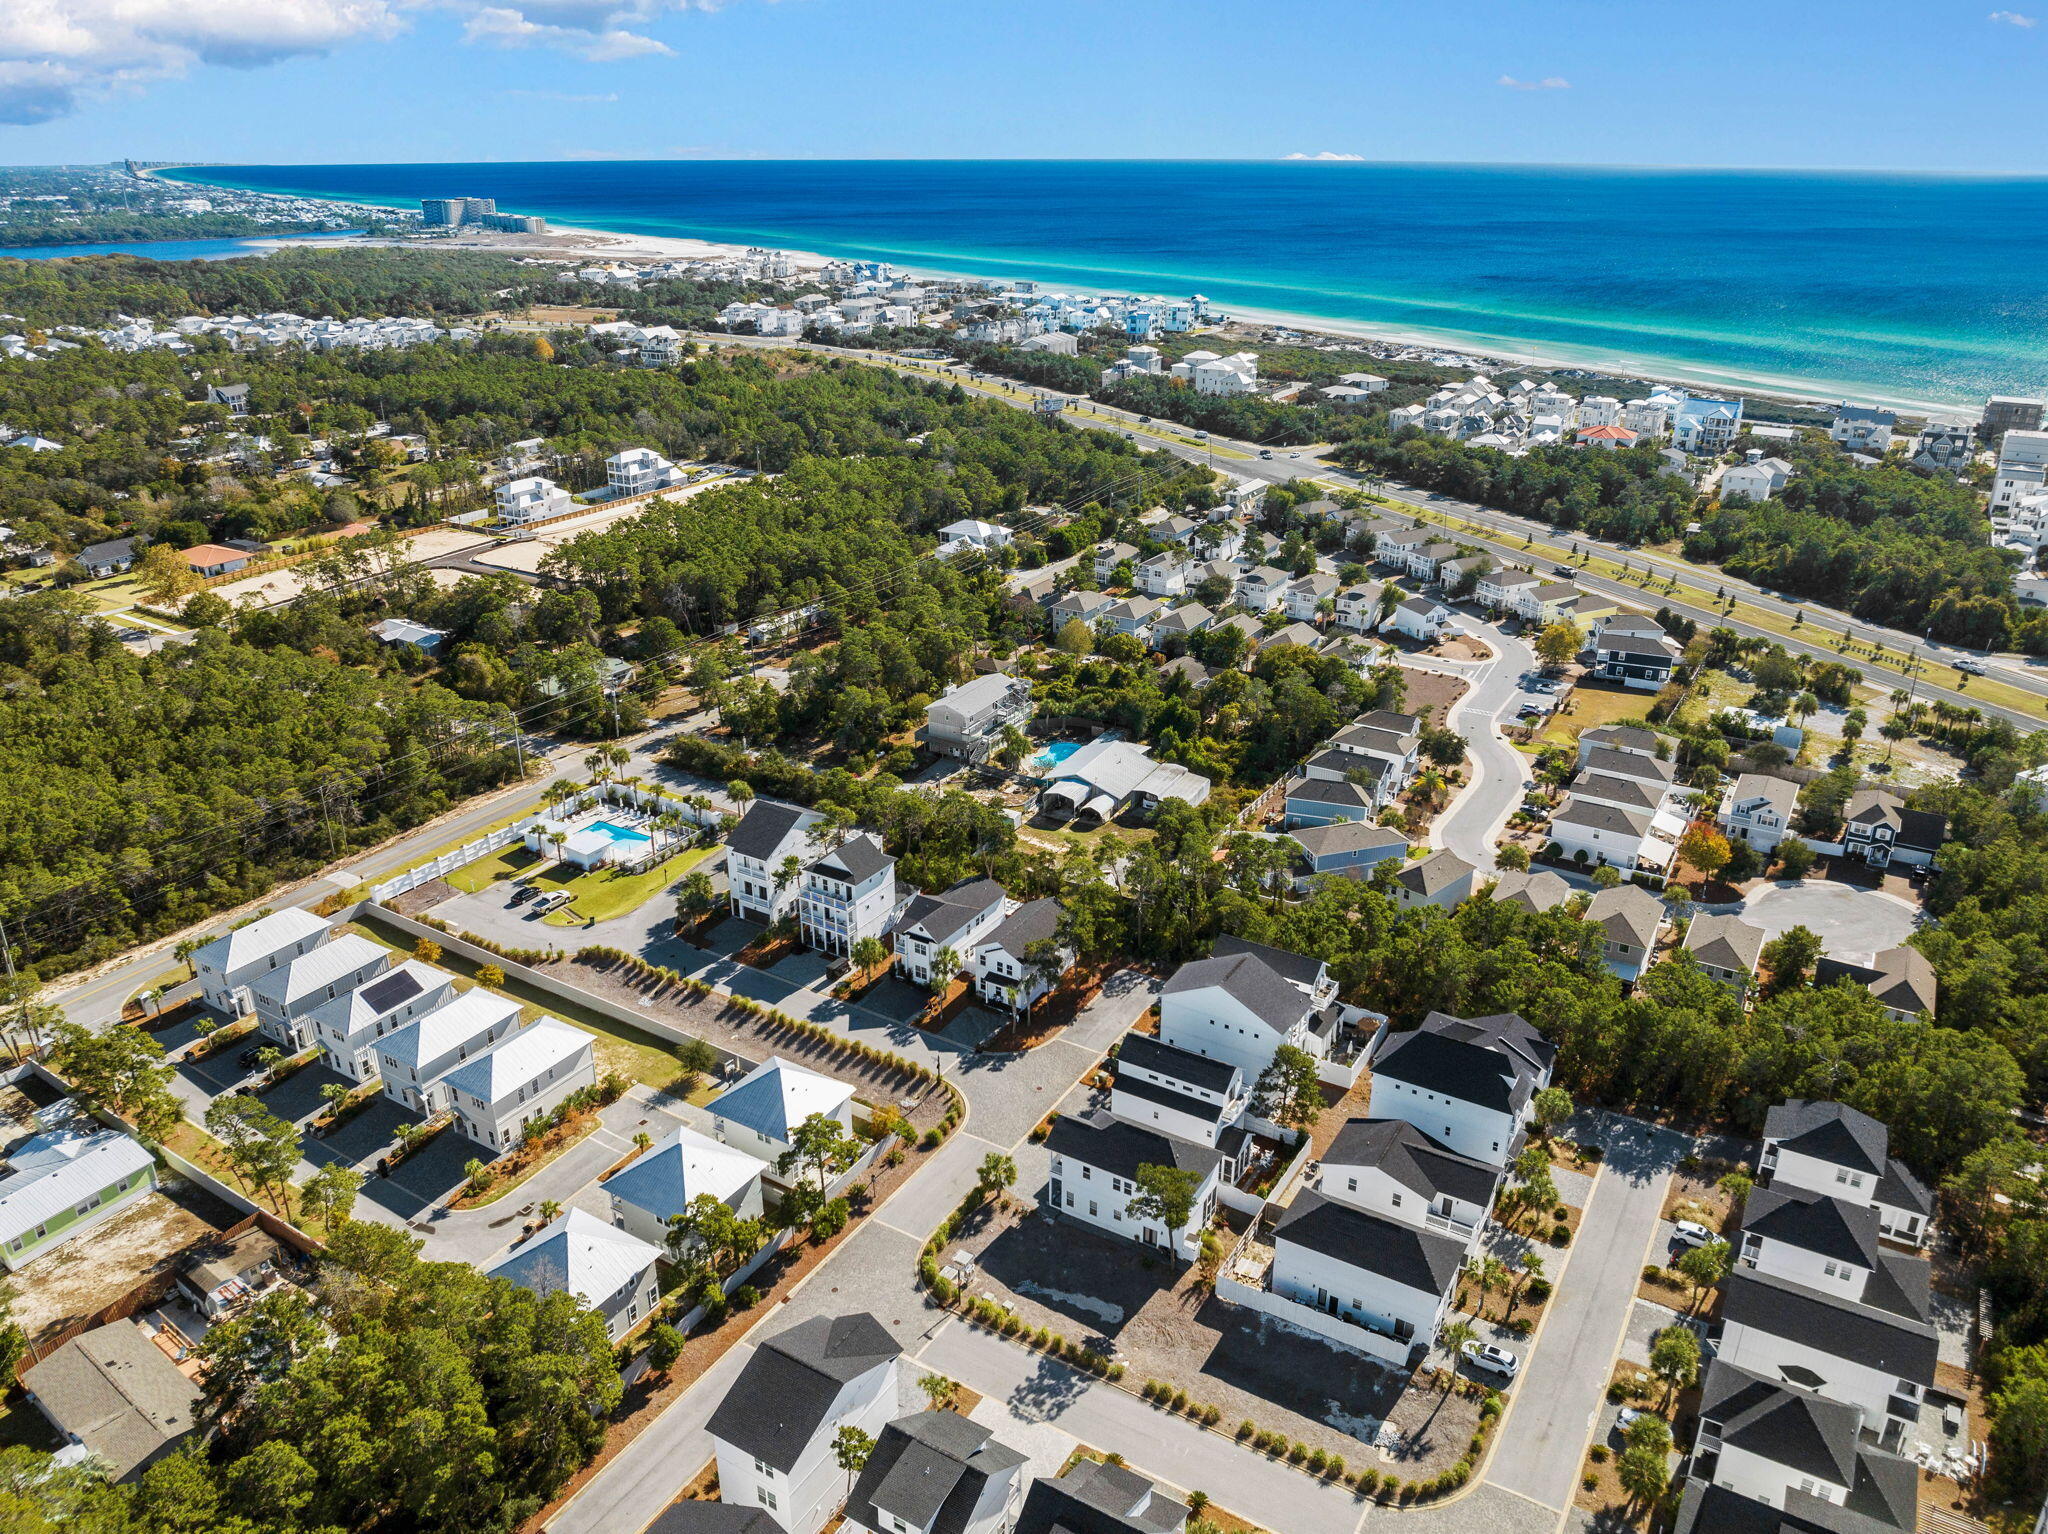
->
[509,884,540,905]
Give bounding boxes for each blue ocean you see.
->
[163,160,2048,411]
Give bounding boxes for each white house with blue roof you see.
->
[444,1014,595,1151]
[484,1208,661,1341]
[601,1122,765,1250]
[191,907,330,1019]
[374,989,523,1114]
[707,1056,855,1170]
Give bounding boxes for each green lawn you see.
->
[446,843,543,894]
[539,844,714,925]
[378,804,548,887]
[1541,682,1659,748]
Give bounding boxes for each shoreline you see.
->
[152,167,1965,417]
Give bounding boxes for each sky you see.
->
[1,0,2045,172]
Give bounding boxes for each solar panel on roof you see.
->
[359,971,424,1014]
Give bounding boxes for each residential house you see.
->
[797,834,898,958]
[495,475,574,524]
[249,933,391,1051]
[1591,626,1683,690]
[1576,725,1667,765]
[485,1209,662,1342]
[0,1120,157,1272]
[1547,799,1661,877]
[1476,566,1544,612]
[936,518,1012,553]
[707,1056,856,1170]
[1284,821,1409,885]
[1092,542,1141,582]
[924,673,1033,765]
[179,543,251,578]
[892,877,1008,986]
[1515,581,1585,627]
[1683,913,1768,1001]
[1234,564,1293,613]
[1684,1361,1919,1531]
[1760,1100,1933,1249]
[1047,589,1116,634]
[306,958,456,1083]
[607,447,686,496]
[22,1320,200,1481]
[176,1228,290,1319]
[1318,1117,1500,1240]
[375,989,523,1114]
[1839,789,1946,869]
[1206,612,1265,661]
[1150,602,1213,647]
[1039,739,1212,823]
[1266,620,1324,650]
[1372,527,1428,570]
[1570,770,1669,821]
[1585,883,1667,983]
[1332,583,1388,632]
[1483,868,1575,915]
[1282,776,1379,828]
[1263,1187,1464,1367]
[706,1313,903,1534]
[1721,451,1794,505]
[1577,424,1639,450]
[1282,572,1338,621]
[1013,1458,1189,1534]
[1829,406,1896,456]
[1367,1010,1555,1167]
[1816,947,1938,1023]
[1099,595,1165,643]
[1392,849,1477,910]
[1910,421,1974,475]
[1401,541,1462,583]
[444,1015,596,1152]
[1133,551,1189,599]
[1157,935,1341,1082]
[645,1508,782,1534]
[601,1122,765,1251]
[1107,1035,1250,1164]
[841,1411,1029,1534]
[972,897,1073,1015]
[191,907,331,1018]
[370,617,449,654]
[726,802,827,924]
[1990,428,2048,511]
[1045,1109,1219,1259]
[1673,395,1745,455]
[208,382,251,414]
[76,536,139,578]
[1719,774,1799,855]
[1385,596,1453,643]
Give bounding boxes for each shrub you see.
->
[1308,1448,1328,1473]
[1201,1404,1221,1426]
[1172,1388,1189,1412]
[922,1128,942,1149]
[1589,1444,1609,1463]
[1553,1204,1569,1219]
[1356,1469,1379,1494]
[1550,1223,1571,1245]
[732,1284,761,1310]
[1525,1278,1553,1305]
[1236,1420,1256,1441]
[1583,1474,1598,1491]
[1287,1441,1309,1465]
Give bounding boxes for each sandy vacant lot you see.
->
[210,527,498,609]
[13,1185,232,1343]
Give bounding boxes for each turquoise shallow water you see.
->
[163,161,2048,410]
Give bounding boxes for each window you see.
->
[754,1458,771,1477]
[1347,1177,1358,1192]
[759,1489,777,1511]
[1088,1201,1098,1217]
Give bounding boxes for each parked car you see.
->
[235,1045,268,1069]
[1956,659,1988,676]
[1615,1406,1645,1432]
[1671,1220,1717,1249]
[1259,449,1274,459]
[1461,1340,1520,1380]
[508,884,540,905]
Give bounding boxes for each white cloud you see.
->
[0,0,742,122]
[1498,74,1570,90]
[1283,151,1365,162]
[0,0,403,123]
[1989,9,2037,24]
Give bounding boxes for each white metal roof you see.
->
[248,933,388,1009]
[191,907,329,977]
[442,1015,590,1104]
[378,989,523,1074]
[0,1128,154,1241]
[485,1208,658,1309]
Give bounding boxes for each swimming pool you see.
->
[588,819,653,849]
[1028,740,1084,773]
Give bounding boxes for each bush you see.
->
[732,1285,761,1310]
[1287,1441,1309,1465]
[1172,1388,1189,1412]
[1308,1448,1328,1474]
[1356,1469,1379,1494]
[1589,1444,1609,1463]
[1583,1474,1598,1492]
[1525,1278,1553,1304]
[1641,1264,1663,1282]
[1201,1404,1221,1426]
[1236,1420,1256,1441]
[1550,1223,1571,1245]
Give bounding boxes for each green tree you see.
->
[1648,1323,1700,1405]
[1675,1240,1729,1313]
[850,935,890,977]
[1250,1043,1323,1132]
[1127,1162,1204,1263]
[919,1372,961,1411]
[644,1322,686,1377]
[775,1111,861,1196]
[475,963,505,988]
[1615,1443,1669,1508]
[977,1151,1018,1199]
[299,1161,361,1235]
[1531,1085,1574,1144]
[45,1019,182,1142]
[1760,923,1823,995]
[205,1093,302,1213]
[1533,621,1583,671]
[833,1424,875,1497]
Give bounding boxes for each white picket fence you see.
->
[371,815,551,902]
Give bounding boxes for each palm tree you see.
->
[548,831,569,864]
[538,1199,563,1222]
[584,750,612,784]
[1437,1319,1477,1388]
[175,937,201,979]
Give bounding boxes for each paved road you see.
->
[546,971,1158,1534]
[1484,1114,1687,1516]
[1433,619,1537,873]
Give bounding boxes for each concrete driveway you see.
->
[1435,619,1537,872]
[1733,879,1919,955]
